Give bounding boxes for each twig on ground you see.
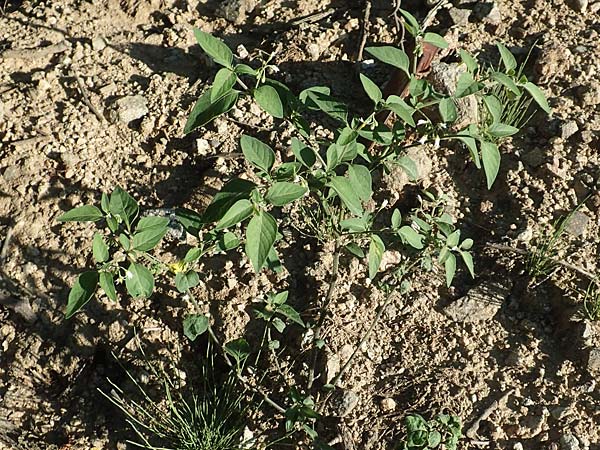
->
[422,0,450,32]
[391,0,405,47]
[0,223,15,263]
[8,135,51,149]
[307,245,341,390]
[290,8,336,26]
[486,243,598,282]
[70,70,105,122]
[466,389,514,439]
[356,0,372,62]
[1,40,70,59]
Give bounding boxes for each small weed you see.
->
[397,414,462,450]
[102,343,252,450]
[526,211,573,281]
[583,281,600,321]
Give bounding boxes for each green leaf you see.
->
[92,233,109,263]
[523,82,551,114]
[175,270,200,293]
[368,234,385,279]
[304,89,348,123]
[184,247,202,263]
[423,32,448,49]
[254,85,284,118]
[359,73,382,104]
[337,127,358,145]
[391,209,402,229]
[480,141,501,188]
[428,430,442,448]
[386,96,416,127]
[459,49,478,73]
[496,42,517,72]
[491,72,520,96]
[65,271,98,319]
[340,217,368,232]
[488,123,519,138]
[183,314,209,341]
[439,97,457,123]
[224,338,250,364]
[211,67,237,102]
[460,238,474,250]
[265,182,307,206]
[455,135,481,168]
[326,142,357,171]
[445,252,457,287]
[132,216,169,251]
[119,234,130,251]
[299,85,330,106]
[399,226,424,249]
[399,9,420,35]
[277,304,304,327]
[57,205,103,222]
[240,135,276,173]
[245,211,278,272]
[203,178,256,223]
[99,271,117,302]
[366,46,410,75]
[184,88,238,134]
[455,72,483,98]
[100,193,110,213]
[218,231,240,251]
[483,95,502,123]
[345,243,365,258]
[397,156,419,181]
[193,29,233,68]
[291,138,316,168]
[460,250,475,278]
[348,164,372,202]
[109,187,139,226]
[175,208,203,236]
[235,63,256,76]
[329,177,363,216]
[215,199,253,230]
[125,263,154,298]
[446,230,460,248]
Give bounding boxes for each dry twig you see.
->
[1,40,70,59]
[70,70,105,122]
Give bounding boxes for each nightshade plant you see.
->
[58,8,549,448]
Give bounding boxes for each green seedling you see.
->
[397,414,462,450]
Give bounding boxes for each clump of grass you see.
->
[102,342,252,450]
[525,212,572,282]
[583,281,600,321]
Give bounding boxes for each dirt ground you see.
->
[1,0,600,449]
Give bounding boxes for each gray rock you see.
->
[444,280,511,323]
[522,147,545,167]
[428,62,479,130]
[334,389,359,417]
[92,36,107,52]
[564,211,590,237]
[324,352,340,385]
[114,95,148,124]
[216,0,259,24]
[474,2,501,25]
[551,405,572,421]
[386,145,433,195]
[561,120,579,140]
[587,348,600,374]
[560,434,580,450]
[448,7,471,26]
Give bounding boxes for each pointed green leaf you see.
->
[109,187,138,227]
[92,233,109,263]
[184,88,238,134]
[65,271,98,319]
[397,155,419,180]
[423,32,448,49]
[491,72,520,96]
[391,209,402,229]
[203,178,256,223]
[132,216,169,251]
[366,46,410,75]
[193,29,233,68]
[57,205,103,222]
[329,176,363,216]
[386,95,416,127]
[240,135,276,173]
[125,263,154,298]
[523,82,551,114]
[455,136,481,168]
[211,67,237,102]
[359,73,382,104]
[245,211,277,272]
[224,338,250,364]
[483,95,502,123]
[99,271,117,302]
[304,89,348,123]
[291,137,316,168]
[183,314,209,341]
[345,243,365,258]
[399,226,424,249]
[215,199,253,230]
[459,49,478,73]
[254,85,284,118]
[488,123,519,138]
[460,251,475,278]
[175,270,200,293]
[481,141,501,188]
[455,72,483,98]
[265,182,307,206]
[348,164,372,202]
[445,252,457,287]
[368,234,385,279]
[217,231,240,251]
[439,97,458,123]
[496,43,517,72]
[277,304,304,327]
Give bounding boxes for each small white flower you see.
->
[434,136,441,149]
[381,199,388,209]
[182,294,190,301]
[417,119,428,126]
[419,135,427,144]
[125,270,133,279]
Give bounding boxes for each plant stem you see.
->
[307,243,341,390]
